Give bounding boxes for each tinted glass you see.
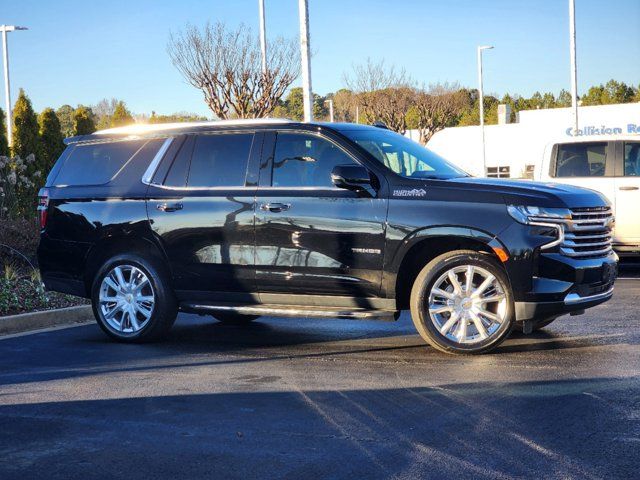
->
[163,137,194,187]
[555,143,607,177]
[272,133,357,187]
[53,140,147,186]
[188,134,253,188]
[340,128,467,179]
[624,142,640,177]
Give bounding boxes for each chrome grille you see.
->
[560,207,614,258]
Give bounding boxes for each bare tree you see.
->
[343,59,415,134]
[168,22,300,119]
[414,83,469,144]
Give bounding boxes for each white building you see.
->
[422,102,640,178]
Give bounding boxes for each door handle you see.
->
[619,186,639,191]
[156,202,183,212]
[260,202,291,213]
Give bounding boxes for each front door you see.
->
[254,131,387,297]
[147,132,261,296]
[614,141,640,244]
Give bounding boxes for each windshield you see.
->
[342,128,468,179]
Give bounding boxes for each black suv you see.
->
[37,120,618,354]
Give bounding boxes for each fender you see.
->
[386,225,508,275]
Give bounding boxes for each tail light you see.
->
[37,188,49,230]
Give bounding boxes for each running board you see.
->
[180,302,399,321]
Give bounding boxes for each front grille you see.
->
[560,207,614,259]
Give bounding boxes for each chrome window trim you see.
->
[141,137,175,185]
[143,184,342,192]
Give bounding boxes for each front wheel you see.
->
[410,250,515,354]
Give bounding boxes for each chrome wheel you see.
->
[98,264,155,334]
[428,265,508,345]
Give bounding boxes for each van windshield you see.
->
[342,128,468,179]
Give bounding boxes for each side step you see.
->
[180,302,400,322]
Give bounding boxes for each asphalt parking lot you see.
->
[0,278,639,480]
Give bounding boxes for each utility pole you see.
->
[298,0,313,122]
[325,99,334,122]
[258,0,267,74]
[569,0,579,135]
[477,45,493,176]
[0,25,28,149]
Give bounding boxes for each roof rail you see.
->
[93,118,294,135]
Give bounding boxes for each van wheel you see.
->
[213,313,260,325]
[515,316,558,332]
[410,250,515,354]
[91,254,177,343]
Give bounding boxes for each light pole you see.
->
[569,0,579,135]
[298,0,313,122]
[258,0,267,75]
[1,25,28,150]
[477,45,493,176]
[324,99,334,122]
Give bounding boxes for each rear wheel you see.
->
[213,313,260,325]
[410,250,515,354]
[91,254,177,342]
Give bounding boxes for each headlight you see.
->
[507,205,572,224]
[507,205,569,250]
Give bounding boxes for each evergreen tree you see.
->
[111,101,133,127]
[56,104,75,138]
[73,106,96,135]
[557,89,572,107]
[0,108,8,156]
[38,108,65,173]
[12,89,39,158]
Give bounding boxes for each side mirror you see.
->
[331,165,375,196]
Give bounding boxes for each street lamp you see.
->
[324,99,334,122]
[568,0,579,135]
[298,0,313,122]
[477,45,493,176]
[258,0,267,75]
[1,25,28,150]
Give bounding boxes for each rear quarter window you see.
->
[51,140,148,186]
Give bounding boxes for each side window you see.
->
[272,133,357,187]
[624,142,640,177]
[555,142,608,177]
[186,133,253,188]
[52,140,147,186]
[163,137,194,187]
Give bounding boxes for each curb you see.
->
[0,305,93,336]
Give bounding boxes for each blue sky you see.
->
[3,0,639,117]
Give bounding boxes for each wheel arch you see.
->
[83,234,170,295]
[386,226,509,310]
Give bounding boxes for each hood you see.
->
[441,177,610,209]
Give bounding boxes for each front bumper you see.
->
[513,251,618,321]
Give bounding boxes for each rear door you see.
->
[614,140,640,244]
[146,131,262,298]
[254,130,387,297]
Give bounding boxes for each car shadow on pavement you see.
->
[0,377,637,479]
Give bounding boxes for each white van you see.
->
[538,135,640,255]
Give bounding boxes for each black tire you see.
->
[213,313,260,325]
[91,254,177,343]
[410,250,515,355]
[515,316,558,332]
